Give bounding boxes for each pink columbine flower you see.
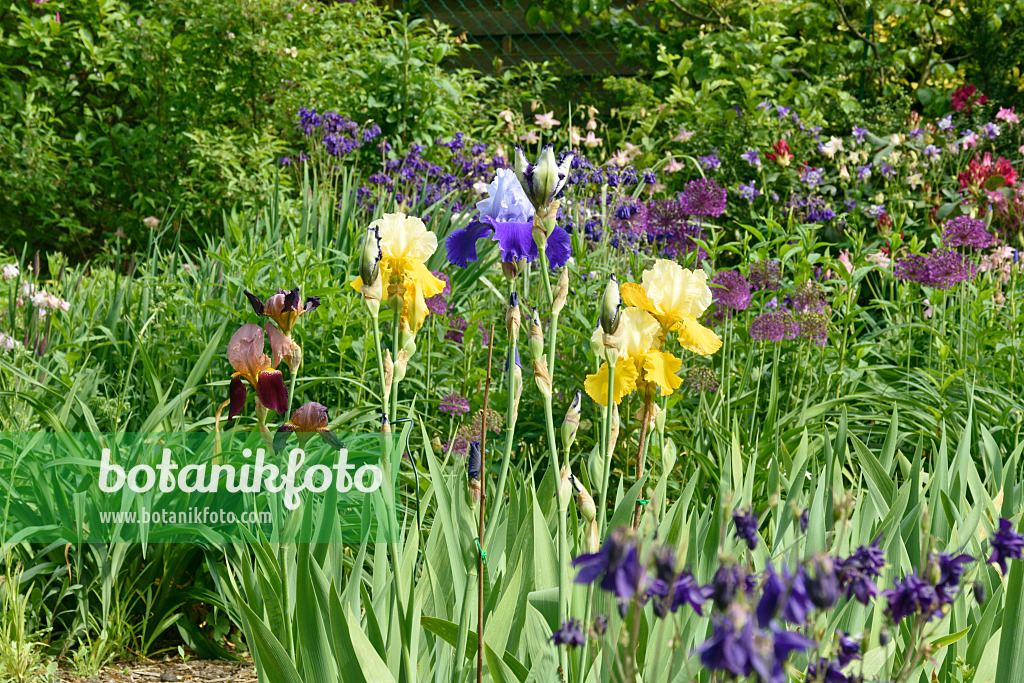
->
[923,298,933,319]
[534,112,560,130]
[838,249,854,275]
[609,150,630,167]
[519,130,540,144]
[583,131,603,148]
[673,128,694,142]
[664,158,684,173]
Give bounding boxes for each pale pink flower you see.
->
[996,107,1019,127]
[609,150,630,167]
[583,131,603,148]
[534,112,560,130]
[586,119,598,131]
[498,109,514,124]
[866,251,891,269]
[963,132,979,150]
[664,157,684,173]
[838,249,854,275]
[623,142,642,160]
[923,298,933,319]
[519,130,540,144]
[673,128,694,142]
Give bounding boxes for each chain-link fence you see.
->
[405,0,634,77]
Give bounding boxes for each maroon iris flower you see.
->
[274,402,342,451]
[226,324,288,418]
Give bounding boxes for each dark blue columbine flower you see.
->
[883,571,940,623]
[694,617,756,677]
[733,506,760,550]
[806,556,840,609]
[989,518,1024,572]
[671,571,712,615]
[445,168,571,270]
[711,564,749,610]
[807,658,848,683]
[757,565,814,626]
[572,529,645,605]
[838,536,885,605]
[549,618,585,648]
[836,631,861,668]
[934,552,974,603]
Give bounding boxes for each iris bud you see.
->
[514,144,573,211]
[359,226,382,285]
[561,390,582,453]
[528,308,544,359]
[600,275,621,334]
[506,291,521,341]
[552,267,569,315]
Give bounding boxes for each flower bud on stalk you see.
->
[501,259,522,280]
[528,308,545,359]
[552,267,569,316]
[394,348,410,384]
[359,226,383,317]
[561,390,582,453]
[506,291,521,342]
[511,358,523,423]
[382,349,394,399]
[514,144,573,212]
[467,441,482,505]
[557,466,573,510]
[600,275,621,335]
[607,406,620,462]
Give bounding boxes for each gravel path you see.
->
[58,660,257,682]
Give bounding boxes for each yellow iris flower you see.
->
[619,259,722,355]
[350,213,446,332]
[584,308,684,405]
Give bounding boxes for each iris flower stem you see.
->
[482,333,517,549]
[631,399,654,529]
[597,360,617,538]
[538,243,568,680]
[389,306,401,420]
[371,314,389,418]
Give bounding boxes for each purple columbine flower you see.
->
[758,98,772,111]
[838,537,885,604]
[572,529,646,605]
[883,571,940,622]
[750,311,799,342]
[837,631,861,667]
[776,104,791,119]
[679,177,727,217]
[989,518,1024,572]
[924,144,941,160]
[445,168,571,269]
[937,115,953,132]
[733,506,760,549]
[801,166,824,187]
[852,126,868,143]
[857,164,873,181]
[742,148,762,166]
[738,181,760,203]
[757,564,814,625]
[693,617,757,677]
[865,204,886,219]
[698,152,722,171]
[982,122,1000,140]
[934,552,974,604]
[942,216,994,249]
[549,618,585,648]
[671,571,712,615]
[710,565,750,610]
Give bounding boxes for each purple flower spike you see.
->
[549,618,585,648]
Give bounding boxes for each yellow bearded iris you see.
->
[619,259,722,355]
[350,213,446,332]
[585,308,684,406]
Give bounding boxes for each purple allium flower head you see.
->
[698,153,722,171]
[942,216,994,249]
[679,178,727,217]
[797,311,830,346]
[439,391,470,416]
[549,619,585,648]
[742,148,761,167]
[738,181,760,203]
[894,250,978,289]
[713,270,753,311]
[883,571,940,622]
[852,126,868,143]
[793,280,828,313]
[837,631,861,668]
[750,311,799,342]
[733,506,759,549]
[684,366,719,393]
[749,260,782,291]
[989,518,1024,572]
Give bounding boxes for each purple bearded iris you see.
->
[445,168,571,269]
